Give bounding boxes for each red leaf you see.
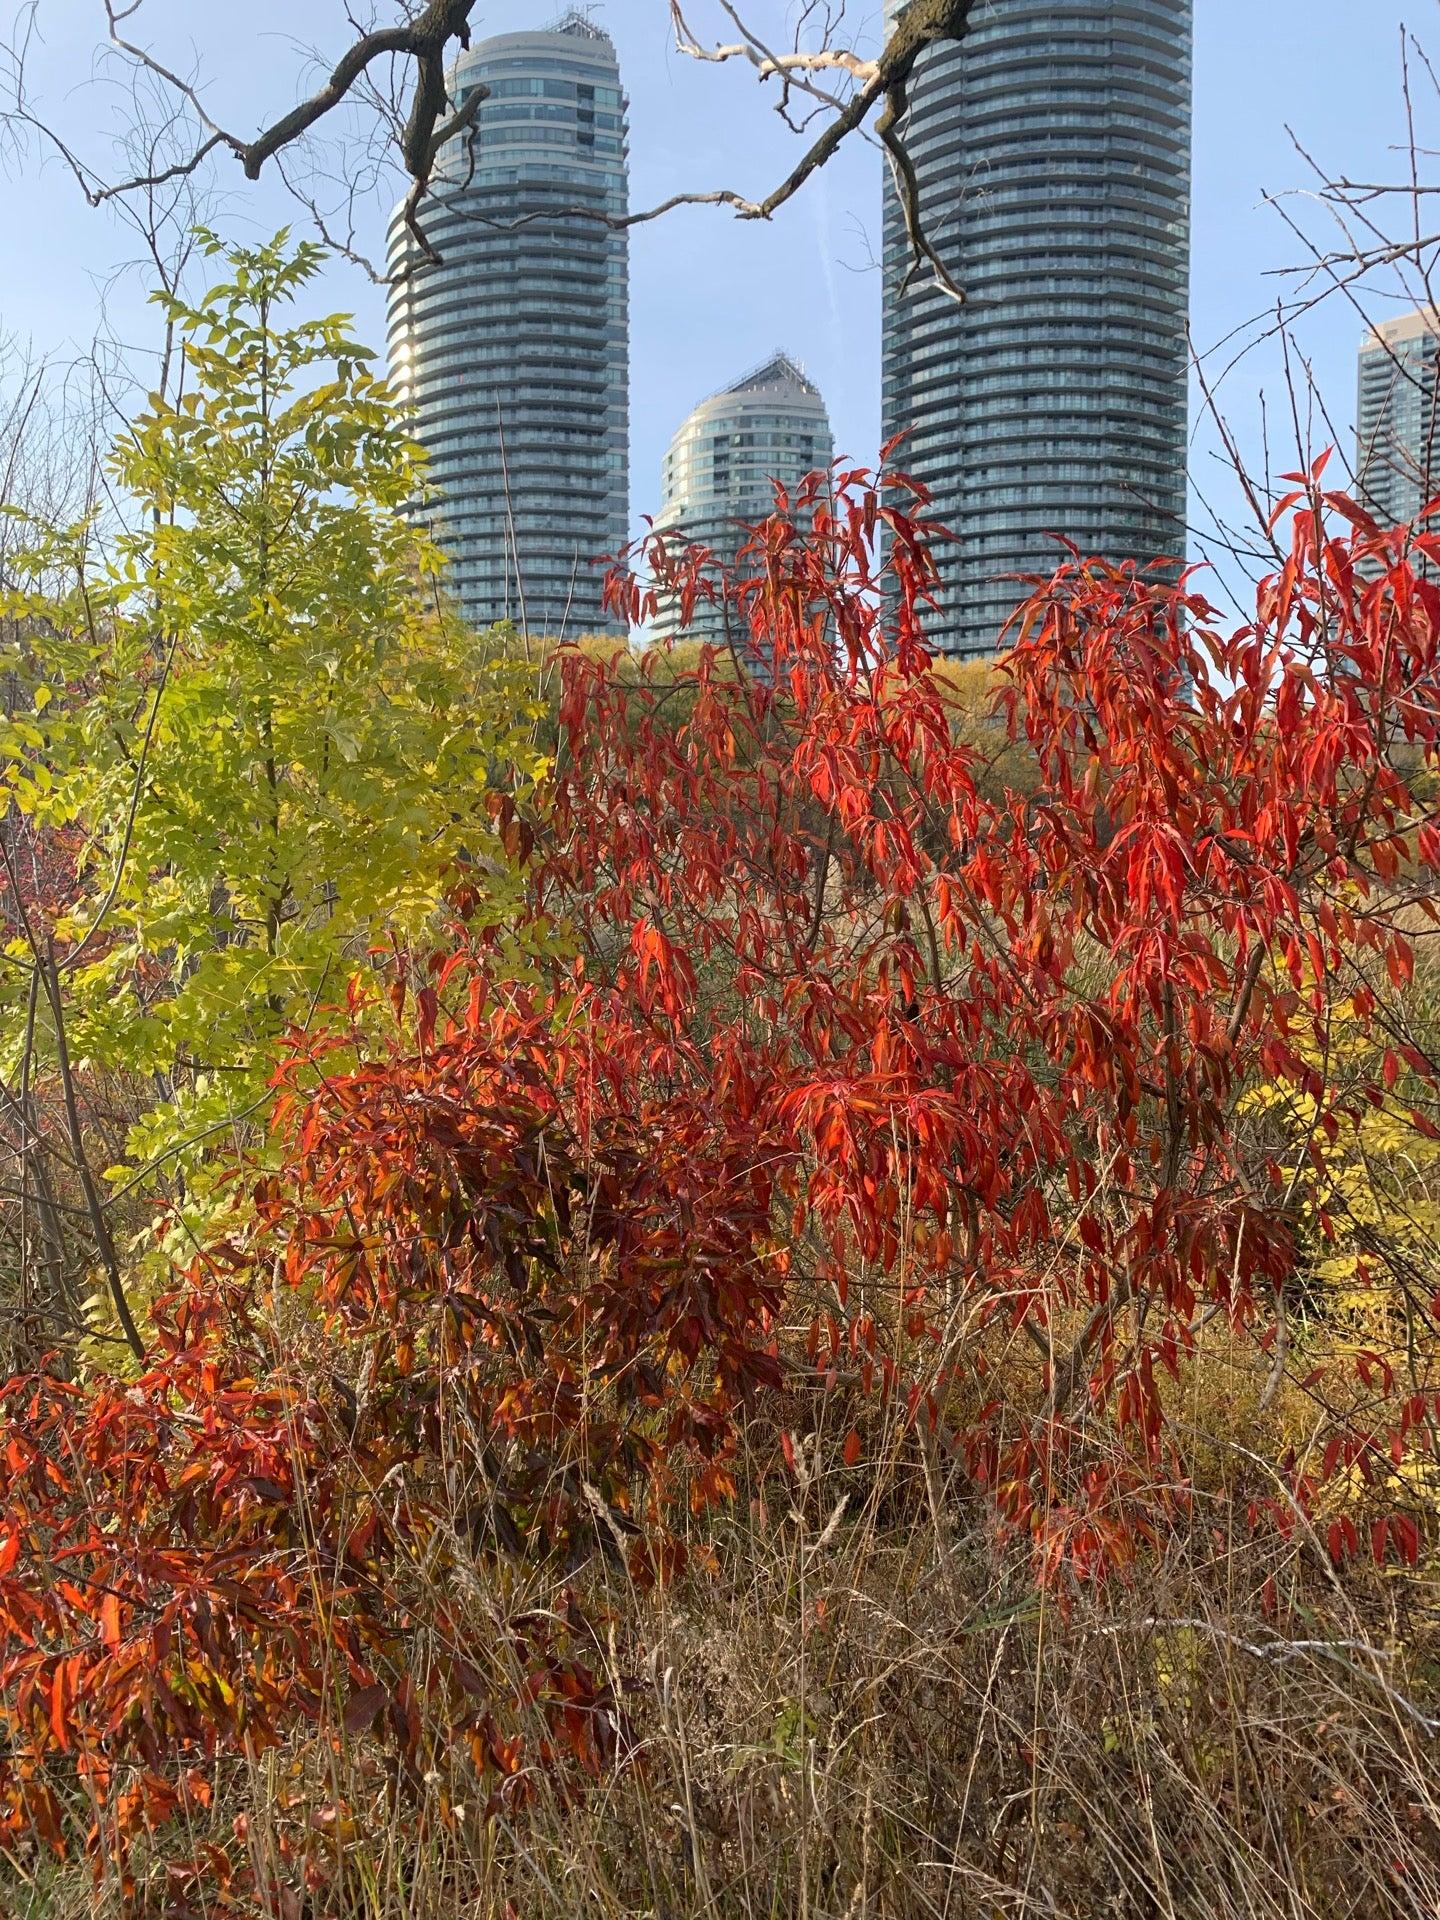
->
[343,1684,387,1736]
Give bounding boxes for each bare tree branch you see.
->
[0,0,481,216]
[671,0,974,299]
[670,1,875,88]
[0,0,977,291]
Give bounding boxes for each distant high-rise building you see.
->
[881,0,1193,656]
[1357,309,1440,531]
[650,353,834,650]
[387,11,629,636]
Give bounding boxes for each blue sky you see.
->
[1,1,1430,617]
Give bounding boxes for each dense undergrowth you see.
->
[0,244,1437,1916]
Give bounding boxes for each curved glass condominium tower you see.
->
[1356,308,1440,531]
[881,0,1192,656]
[387,12,628,637]
[649,353,834,652]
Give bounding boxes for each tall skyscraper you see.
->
[387,12,629,637]
[881,0,1193,656]
[1357,309,1440,531]
[649,353,834,650]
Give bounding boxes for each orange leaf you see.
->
[100,1592,122,1650]
[49,1658,70,1753]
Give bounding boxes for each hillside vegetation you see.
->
[0,243,1436,1918]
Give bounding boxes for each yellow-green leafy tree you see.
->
[0,233,547,1343]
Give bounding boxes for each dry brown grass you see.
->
[10,1401,1437,1920]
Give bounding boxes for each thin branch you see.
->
[669,2,875,87]
[40,941,145,1362]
